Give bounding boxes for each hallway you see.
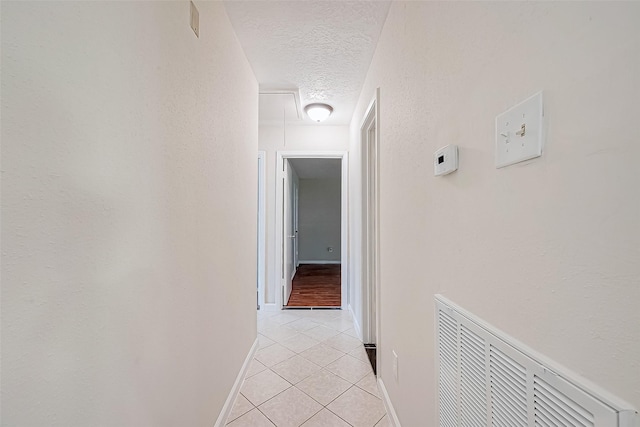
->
[4,2,640,425]
[227,310,388,426]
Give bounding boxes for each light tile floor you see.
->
[227,309,390,427]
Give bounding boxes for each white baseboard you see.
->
[298,260,341,265]
[260,303,278,312]
[213,337,259,427]
[349,304,363,340]
[378,377,401,427]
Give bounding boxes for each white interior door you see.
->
[293,180,299,269]
[283,160,296,305]
[362,92,379,345]
[364,124,377,344]
[257,151,265,310]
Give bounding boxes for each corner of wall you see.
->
[213,338,259,427]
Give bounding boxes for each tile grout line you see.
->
[251,360,373,422]
[233,309,386,426]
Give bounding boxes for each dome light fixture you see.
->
[304,103,333,122]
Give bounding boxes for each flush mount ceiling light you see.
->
[304,103,333,122]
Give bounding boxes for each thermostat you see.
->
[434,145,458,176]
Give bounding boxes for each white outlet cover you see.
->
[495,92,544,168]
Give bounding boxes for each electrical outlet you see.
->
[392,350,398,381]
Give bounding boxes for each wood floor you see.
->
[286,264,341,307]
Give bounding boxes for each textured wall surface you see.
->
[1,2,258,425]
[225,1,391,125]
[349,2,640,425]
[298,179,342,262]
[259,125,348,305]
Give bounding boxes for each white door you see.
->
[293,180,299,269]
[283,160,297,305]
[257,152,265,310]
[362,92,379,345]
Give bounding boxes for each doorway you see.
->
[274,152,348,310]
[361,89,380,371]
[257,151,266,310]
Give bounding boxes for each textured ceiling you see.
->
[224,1,391,125]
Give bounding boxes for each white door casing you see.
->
[257,151,266,310]
[282,159,297,306]
[293,179,299,270]
[361,89,380,346]
[274,151,349,310]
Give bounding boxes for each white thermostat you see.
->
[434,145,459,176]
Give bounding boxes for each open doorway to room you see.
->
[286,158,342,308]
[361,89,380,373]
[257,151,266,310]
[275,152,348,310]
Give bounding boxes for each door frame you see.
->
[293,179,300,270]
[274,150,349,310]
[361,89,381,347]
[257,151,266,310]
[282,159,298,306]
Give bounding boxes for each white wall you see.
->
[1,2,258,425]
[259,125,348,305]
[298,178,342,262]
[349,2,640,425]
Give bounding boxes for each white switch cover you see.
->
[495,92,544,168]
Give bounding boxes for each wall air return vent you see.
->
[435,295,638,427]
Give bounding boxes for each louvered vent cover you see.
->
[534,376,594,427]
[460,326,487,426]
[490,345,528,427]
[435,295,636,427]
[438,310,459,427]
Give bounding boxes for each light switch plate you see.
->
[495,92,544,168]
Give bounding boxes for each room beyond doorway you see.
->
[274,151,349,311]
[285,264,341,308]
